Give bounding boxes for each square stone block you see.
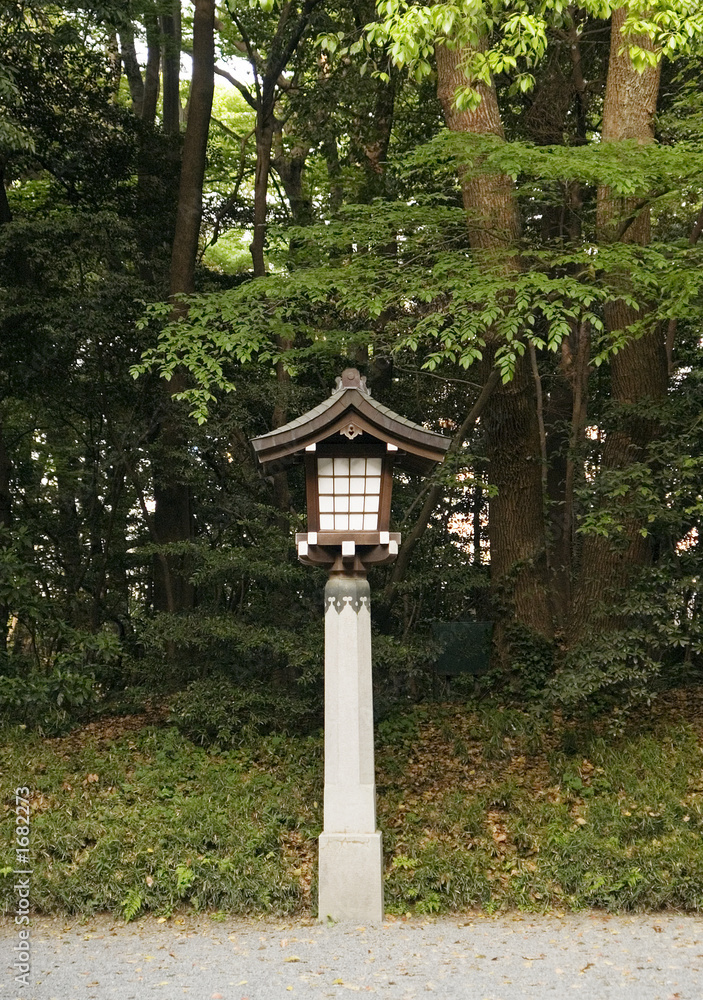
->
[318,831,384,923]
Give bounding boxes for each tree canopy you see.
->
[1,0,702,730]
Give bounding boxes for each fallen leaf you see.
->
[284,956,301,963]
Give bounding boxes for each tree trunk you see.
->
[151,382,194,614]
[161,1,181,136]
[106,29,121,97]
[435,41,553,644]
[544,322,590,622]
[435,43,520,248]
[570,7,666,637]
[251,108,275,277]
[241,0,321,510]
[0,159,12,224]
[119,22,145,116]
[46,429,84,626]
[358,75,396,202]
[152,0,215,614]
[272,130,313,227]
[252,98,289,513]
[169,0,214,298]
[142,13,161,127]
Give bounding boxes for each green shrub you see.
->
[169,677,321,747]
[0,669,98,734]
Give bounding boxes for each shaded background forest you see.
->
[1,0,702,736]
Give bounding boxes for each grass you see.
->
[2,689,703,919]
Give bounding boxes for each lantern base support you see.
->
[296,531,401,569]
[318,832,384,923]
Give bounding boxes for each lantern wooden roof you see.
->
[251,369,450,476]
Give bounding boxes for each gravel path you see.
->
[3,911,702,1000]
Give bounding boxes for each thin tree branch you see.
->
[614,196,652,241]
[529,342,548,494]
[666,202,703,374]
[214,65,258,109]
[266,0,323,89]
[228,9,262,106]
[382,368,501,609]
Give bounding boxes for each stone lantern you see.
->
[251,368,448,921]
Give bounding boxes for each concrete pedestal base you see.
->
[318,574,384,923]
[318,832,384,924]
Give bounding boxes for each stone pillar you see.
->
[318,572,384,923]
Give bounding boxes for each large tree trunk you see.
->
[152,0,215,614]
[161,1,181,136]
[570,7,666,637]
[435,42,553,645]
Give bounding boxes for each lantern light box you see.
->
[252,368,449,570]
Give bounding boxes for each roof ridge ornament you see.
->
[333,368,371,396]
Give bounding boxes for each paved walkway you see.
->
[3,912,702,1000]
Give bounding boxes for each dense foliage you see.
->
[0,0,702,734]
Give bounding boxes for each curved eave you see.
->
[251,387,449,476]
